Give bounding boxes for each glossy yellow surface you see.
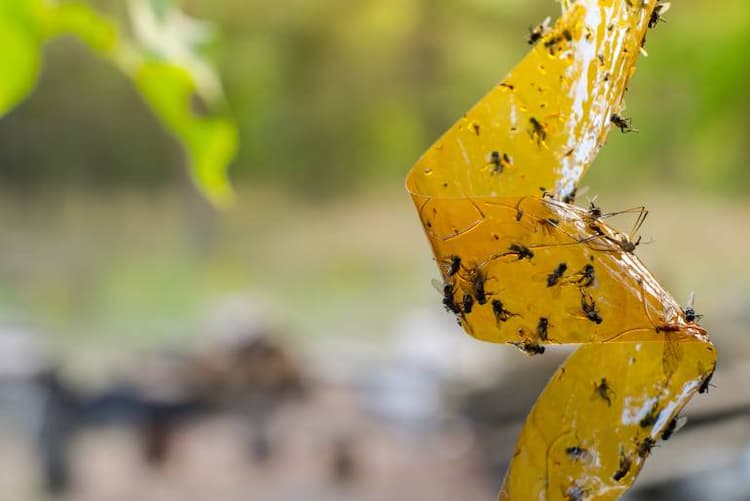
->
[406,1,717,499]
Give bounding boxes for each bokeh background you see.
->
[1,1,749,500]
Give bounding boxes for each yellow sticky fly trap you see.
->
[406,1,716,499]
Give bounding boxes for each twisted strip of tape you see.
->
[406,1,716,499]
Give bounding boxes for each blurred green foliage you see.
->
[0,0,748,196]
[0,0,236,206]
[1,0,748,362]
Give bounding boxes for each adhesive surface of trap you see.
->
[406,1,716,499]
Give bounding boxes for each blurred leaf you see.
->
[127,0,221,99]
[135,62,236,206]
[38,2,118,52]
[0,0,236,207]
[0,13,40,115]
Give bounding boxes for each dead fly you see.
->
[594,378,614,407]
[649,2,671,29]
[544,28,573,55]
[639,401,661,428]
[512,340,545,356]
[503,244,535,261]
[635,280,689,379]
[611,113,639,133]
[492,299,517,323]
[580,291,603,324]
[661,415,687,441]
[584,198,649,249]
[607,206,649,254]
[564,263,595,288]
[565,446,590,462]
[441,255,462,277]
[683,291,704,323]
[489,151,501,173]
[699,362,716,394]
[612,448,632,482]
[547,263,568,287]
[464,267,489,305]
[587,198,603,219]
[537,317,550,341]
[462,293,475,314]
[529,117,547,147]
[514,198,525,222]
[585,198,648,226]
[613,233,642,253]
[433,279,461,315]
[562,187,577,204]
[637,437,657,458]
[488,151,512,174]
[528,16,551,45]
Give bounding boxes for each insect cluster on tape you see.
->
[527,16,551,46]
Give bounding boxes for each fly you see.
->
[441,255,462,277]
[488,151,512,174]
[683,291,704,323]
[512,340,545,356]
[492,299,517,323]
[581,291,603,324]
[503,244,534,261]
[544,28,573,55]
[529,117,547,147]
[609,233,642,253]
[462,293,474,314]
[564,263,595,288]
[635,279,693,379]
[594,378,614,407]
[661,415,687,441]
[527,16,551,45]
[612,448,632,482]
[433,279,460,315]
[547,263,567,287]
[649,2,671,29]
[639,401,661,428]
[611,113,638,133]
[637,437,657,458]
[537,317,550,342]
[465,267,489,305]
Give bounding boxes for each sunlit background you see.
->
[1,1,749,500]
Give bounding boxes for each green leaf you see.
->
[0,13,41,115]
[38,2,118,53]
[0,0,45,116]
[135,62,237,207]
[0,0,237,208]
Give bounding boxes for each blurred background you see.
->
[1,0,750,500]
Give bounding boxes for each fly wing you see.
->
[662,331,684,381]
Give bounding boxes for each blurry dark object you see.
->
[33,368,205,492]
[35,369,80,494]
[183,333,307,462]
[332,437,357,483]
[10,331,307,495]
